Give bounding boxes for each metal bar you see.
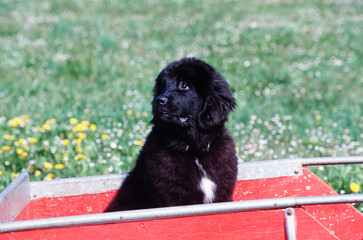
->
[285,208,297,240]
[237,156,363,180]
[0,171,30,223]
[238,155,363,180]
[0,194,362,233]
[300,155,363,166]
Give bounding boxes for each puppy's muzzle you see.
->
[155,95,168,105]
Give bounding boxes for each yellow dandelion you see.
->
[8,119,17,127]
[2,146,12,151]
[68,133,74,139]
[327,183,332,188]
[0,171,3,176]
[77,124,85,131]
[75,154,87,161]
[21,152,28,158]
[75,146,83,153]
[36,126,42,132]
[44,173,55,180]
[9,117,23,128]
[4,135,15,141]
[28,137,38,144]
[142,112,148,117]
[47,118,56,124]
[74,138,82,145]
[43,162,53,169]
[90,124,97,131]
[78,133,87,140]
[101,134,108,140]
[126,109,132,116]
[350,182,360,193]
[81,120,90,126]
[34,170,41,176]
[62,153,69,158]
[73,124,85,132]
[20,115,29,123]
[70,118,79,125]
[19,139,26,146]
[54,164,64,170]
[14,141,19,146]
[16,148,24,155]
[0,150,2,155]
[12,173,19,178]
[42,123,51,131]
[62,139,70,146]
[134,140,143,146]
[315,115,322,121]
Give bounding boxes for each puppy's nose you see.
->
[155,95,168,105]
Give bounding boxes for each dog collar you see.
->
[204,142,211,152]
[185,142,210,153]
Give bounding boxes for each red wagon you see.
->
[1,156,362,240]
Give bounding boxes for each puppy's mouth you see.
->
[160,112,189,123]
[178,117,189,123]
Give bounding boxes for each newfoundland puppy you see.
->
[105,58,237,212]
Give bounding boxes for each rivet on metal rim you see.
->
[285,208,297,240]
[286,208,294,215]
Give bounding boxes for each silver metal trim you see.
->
[238,155,363,180]
[238,159,302,180]
[30,173,126,200]
[300,155,363,166]
[0,171,30,223]
[0,194,362,233]
[285,208,297,240]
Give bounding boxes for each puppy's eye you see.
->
[178,81,190,90]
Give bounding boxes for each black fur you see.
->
[105,58,238,212]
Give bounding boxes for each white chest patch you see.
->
[195,158,216,203]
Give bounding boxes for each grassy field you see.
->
[0,0,362,210]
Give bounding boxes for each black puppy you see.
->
[105,58,237,212]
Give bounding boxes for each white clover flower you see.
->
[53,52,70,62]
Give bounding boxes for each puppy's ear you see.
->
[198,72,236,129]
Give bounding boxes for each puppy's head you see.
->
[152,58,235,129]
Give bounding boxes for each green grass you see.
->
[0,0,362,211]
